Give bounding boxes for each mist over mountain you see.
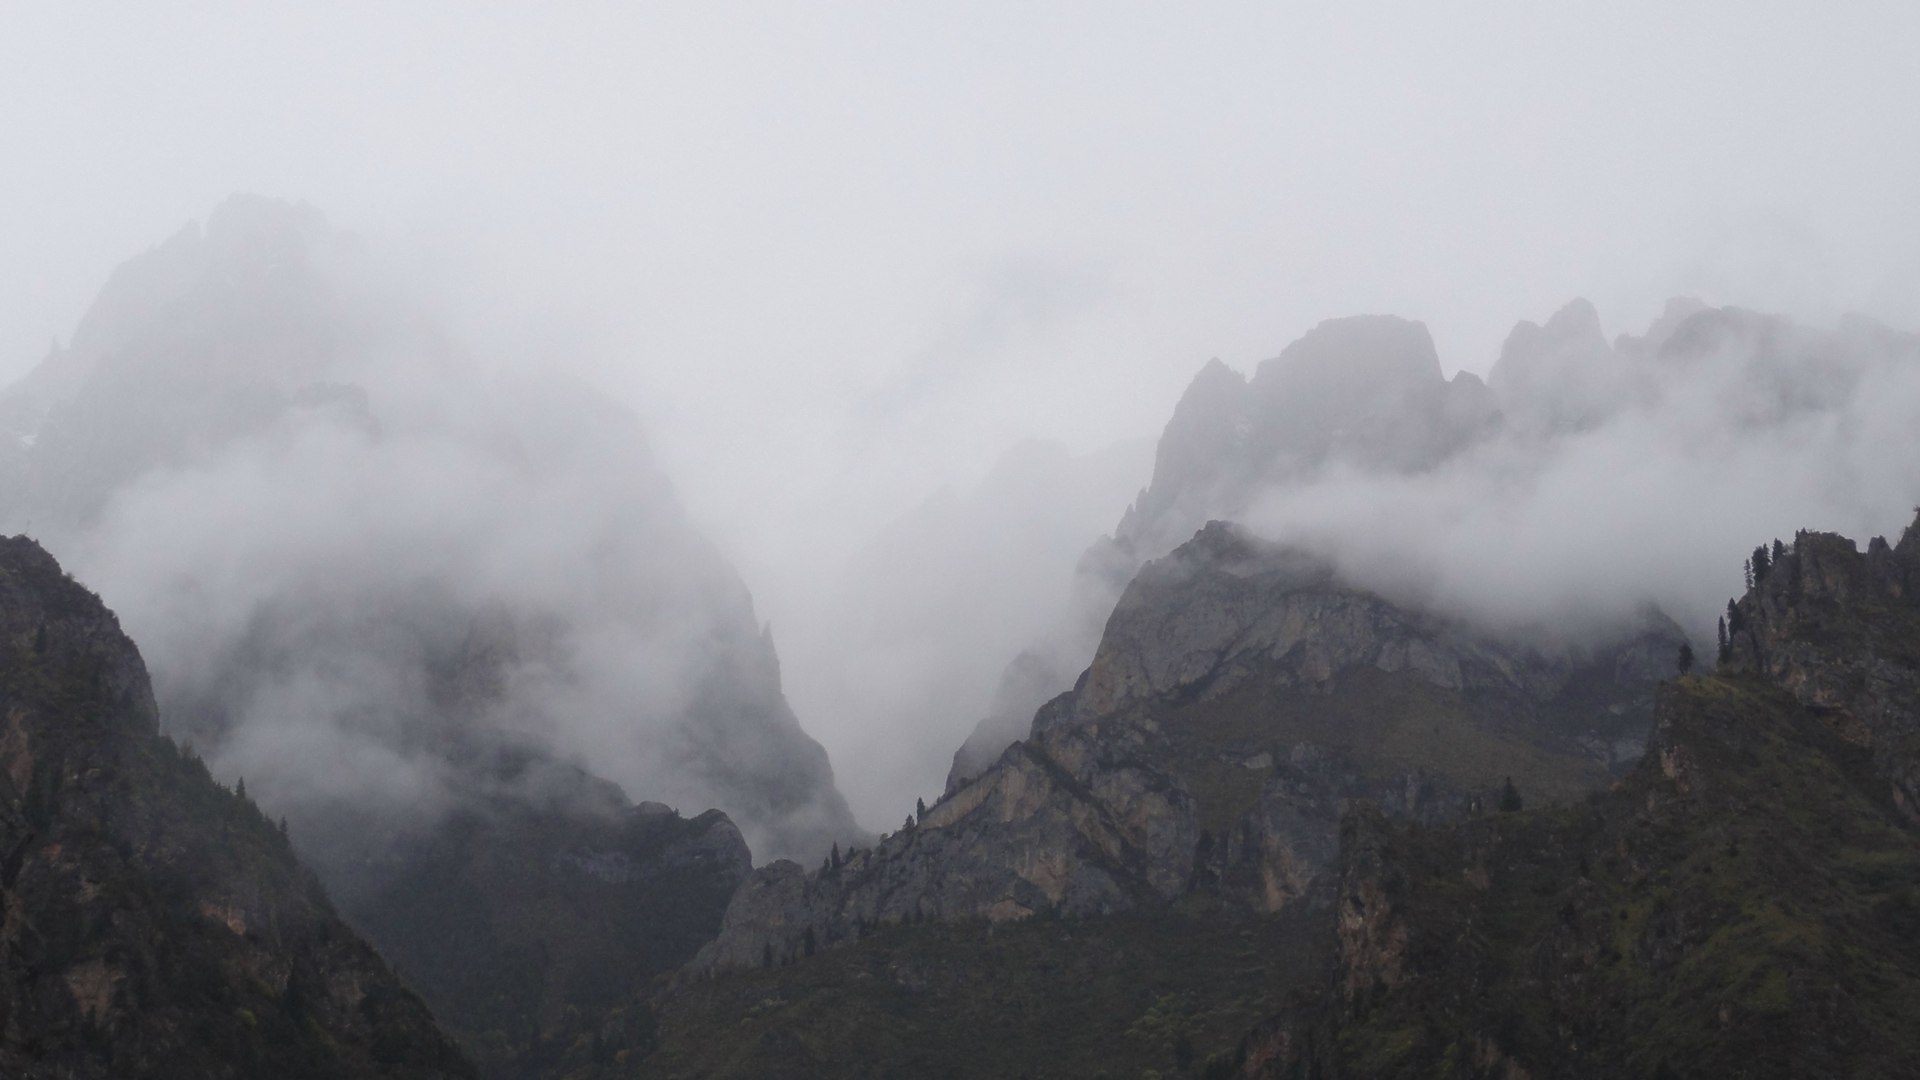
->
[0,196,862,870]
[779,435,1152,822]
[942,300,1920,785]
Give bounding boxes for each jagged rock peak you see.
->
[1251,313,1445,398]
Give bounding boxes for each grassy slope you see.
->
[591,901,1331,1080]
[1166,667,1610,836]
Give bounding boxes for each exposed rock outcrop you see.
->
[1723,513,1920,819]
[0,535,473,1078]
[696,522,1685,972]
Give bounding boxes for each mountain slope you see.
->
[691,521,1681,971]
[0,534,473,1078]
[1242,516,1920,1078]
[0,196,863,1077]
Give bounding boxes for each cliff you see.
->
[693,521,1683,973]
[1722,517,1920,818]
[0,534,473,1078]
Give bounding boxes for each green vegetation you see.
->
[616,904,1331,1080]
[1166,666,1608,834]
[1330,674,1920,1077]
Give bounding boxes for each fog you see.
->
[1242,304,1920,649]
[3,5,1920,830]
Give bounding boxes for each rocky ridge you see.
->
[1722,516,1920,818]
[0,534,473,1078]
[695,521,1684,973]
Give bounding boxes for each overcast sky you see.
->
[6,3,1919,820]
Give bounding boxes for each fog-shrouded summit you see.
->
[945,298,1920,790]
[0,195,864,873]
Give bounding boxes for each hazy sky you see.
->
[6,4,1919,824]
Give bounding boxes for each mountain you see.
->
[694,521,1682,972]
[0,196,864,1075]
[946,314,1501,790]
[947,297,1920,792]
[1246,515,1920,1077]
[0,534,472,1078]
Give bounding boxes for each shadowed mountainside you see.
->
[0,534,473,1079]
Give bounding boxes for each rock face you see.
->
[696,522,1684,972]
[1722,518,1920,818]
[1237,518,1920,1078]
[0,535,473,1078]
[949,316,1502,786]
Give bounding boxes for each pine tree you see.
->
[916,797,927,820]
[903,814,916,832]
[1677,641,1694,675]
[1499,777,1523,813]
[236,776,246,800]
[830,842,842,870]
[1718,616,1730,665]
[1752,544,1771,585]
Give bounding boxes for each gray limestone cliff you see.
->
[698,521,1684,972]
